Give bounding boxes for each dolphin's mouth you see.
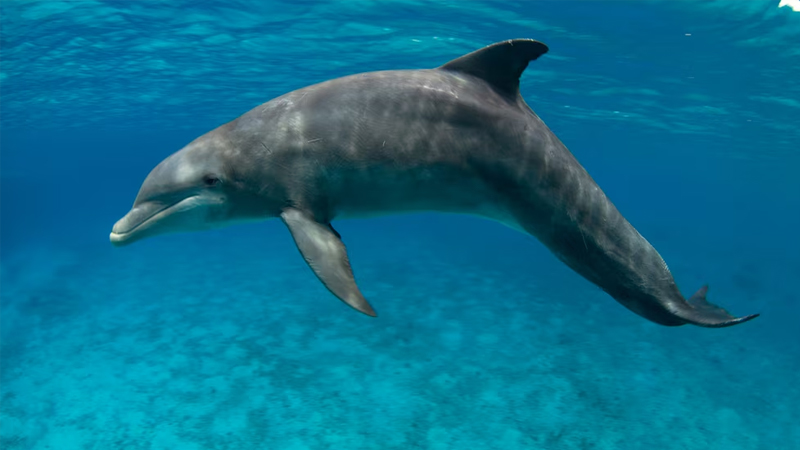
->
[110,196,198,246]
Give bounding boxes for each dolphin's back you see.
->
[240,67,530,220]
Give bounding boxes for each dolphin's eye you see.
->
[203,175,221,187]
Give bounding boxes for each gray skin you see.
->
[111,39,758,328]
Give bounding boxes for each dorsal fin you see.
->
[438,39,549,97]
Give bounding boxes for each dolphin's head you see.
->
[110,127,270,247]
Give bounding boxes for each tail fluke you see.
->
[676,285,760,328]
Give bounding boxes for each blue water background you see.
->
[1,1,798,448]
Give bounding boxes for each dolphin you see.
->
[110,39,759,328]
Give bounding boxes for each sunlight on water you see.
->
[779,0,800,12]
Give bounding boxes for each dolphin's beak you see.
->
[109,195,211,247]
[109,229,125,246]
[109,226,136,247]
[109,202,169,247]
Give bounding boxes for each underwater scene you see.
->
[1,1,799,449]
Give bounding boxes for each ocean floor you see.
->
[1,222,797,449]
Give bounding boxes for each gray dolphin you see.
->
[110,39,758,328]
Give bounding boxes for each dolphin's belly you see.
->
[326,162,508,221]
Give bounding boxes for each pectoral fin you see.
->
[280,208,377,317]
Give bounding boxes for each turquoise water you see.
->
[1,1,799,448]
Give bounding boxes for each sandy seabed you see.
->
[1,231,796,450]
